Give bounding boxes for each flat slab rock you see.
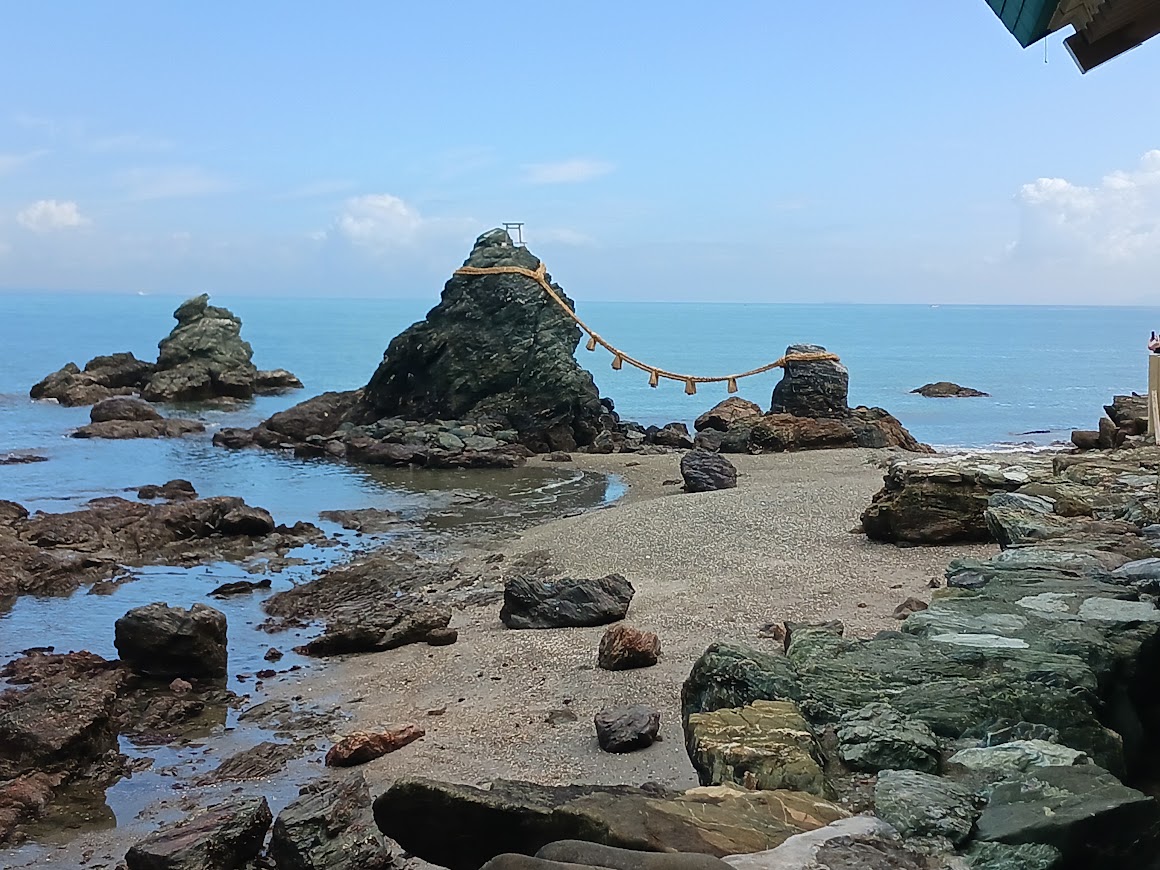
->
[373,777,849,870]
[125,796,272,870]
[500,574,634,629]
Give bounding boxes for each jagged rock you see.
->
[721,817,923,870]
[114,602,228,679]
[681,643,802,722]
[372,777,850,870]
[685,700,826,795]
[595,704,661,753]
[835,703,940,774]
[360,229,610,452]
[860,453,1055,545]
[650,424,696,449]
[0,771,61,844]
[124,796,272,870]
[1071,429,1100,450]
[500,574,634,629]
[597,624,660,670]
[326,725,424,767]
[193,741,299,785]
[770,345,849,419]
[269,774,394,870]
[962,842,1062,870]
[0,453,48,466]
[1097,416,1119,449]
[137,479,198,501]
[252,368,303,393]
[30,353,155,406]
[90,397,162,422]
[695,398,763,432]
[536,840,731,870]
[872,770,978,846]
[296,602,452,656]
[949,739,1087,774]
[973,765,1158,864]
[911,382,989,398]
[693,430,727,452]
[1105,394,1148,430]
[681,450,738,492]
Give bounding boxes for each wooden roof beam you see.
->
[1065,2,1160,71]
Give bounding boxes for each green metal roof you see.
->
[985,0,1061,47]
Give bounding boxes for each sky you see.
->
[2,3,1160,304]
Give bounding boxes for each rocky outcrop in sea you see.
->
[30,294,302,406]
[1072,393,1152,450]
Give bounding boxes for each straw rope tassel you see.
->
[452,261,840,394]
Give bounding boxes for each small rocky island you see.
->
[911,382,989,398]
[30,294,302,406]
[216,229,929,466]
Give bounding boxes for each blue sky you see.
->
[2,2,1159,303]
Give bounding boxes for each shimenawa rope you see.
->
[454,262,839,396]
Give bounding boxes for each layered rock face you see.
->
[360,229,611,452]
[30,295,301,406]
[1072,393,1152,450]
[693,346,930,455]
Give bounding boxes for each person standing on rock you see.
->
[1149,331,1160,353]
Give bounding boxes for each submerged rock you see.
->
[500,574,634,628]
[911,382,990,398]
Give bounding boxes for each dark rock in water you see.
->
[973,765,1158,864]
[770,344,849,419]
[536,840,731,870]
[30,353,155,406]
[193,740,299,786]
[71,417,206,439]
[137,479,197,501]
[141,294,269,402]
[248,390,361,446]
[359,229,609,452]
[0,453,48,466]
[269,774,395,870]
[90,396,162,423]
[114,602,228,679]
[296,602,451,656]
[252,368,303,393]
[325,725,424,767]
[911,382,990,398]
[372,777,849,870]
[500,574,634,629]
[318,507,405,533]
[595,704,660,753]
[695,397,763,432]
[873,769,978,846]
[597,624,660,670]
[124,796,272,870]
[680,450,738,492]
[209,578,271,597]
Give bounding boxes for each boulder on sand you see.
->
[680,450,738,492]
[500,574,634,629]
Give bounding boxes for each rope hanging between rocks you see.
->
[453,262,840,395]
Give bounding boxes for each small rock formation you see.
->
[1072,393,1151,450]
[137,479,198,501]
[697,346,930,455]
[295,601,452,657]
[71,397,206,439]
[114,602,229,679]
[325,726,424,767]
[500,574,634,629]
[594,704,661,753]
[124,796,272,870]
[269,774,395,870]
[597,624,660,670]
[680,450,738,492]
[685,700,826,795]
[694,398,763,432]
[911,382,990,398]
[372,777,849,869]
[30,296,301,407]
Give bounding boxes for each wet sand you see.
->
[283,449,995,795]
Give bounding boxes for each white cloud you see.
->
[524,158,614,184]
[116,166,231,201]
[17,199,91,232]
[1010,149,1160,264]
[335,194,424,248]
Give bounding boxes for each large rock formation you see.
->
[30,295,301,406]
[360,229,610,452]
[1072,393,1152,450]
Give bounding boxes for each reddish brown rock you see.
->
[326,726,425,767]
[598,625,661,670]
[695,398,763,432]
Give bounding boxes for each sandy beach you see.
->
[282,448,996,795]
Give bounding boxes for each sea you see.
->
[0,293,1156,853]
